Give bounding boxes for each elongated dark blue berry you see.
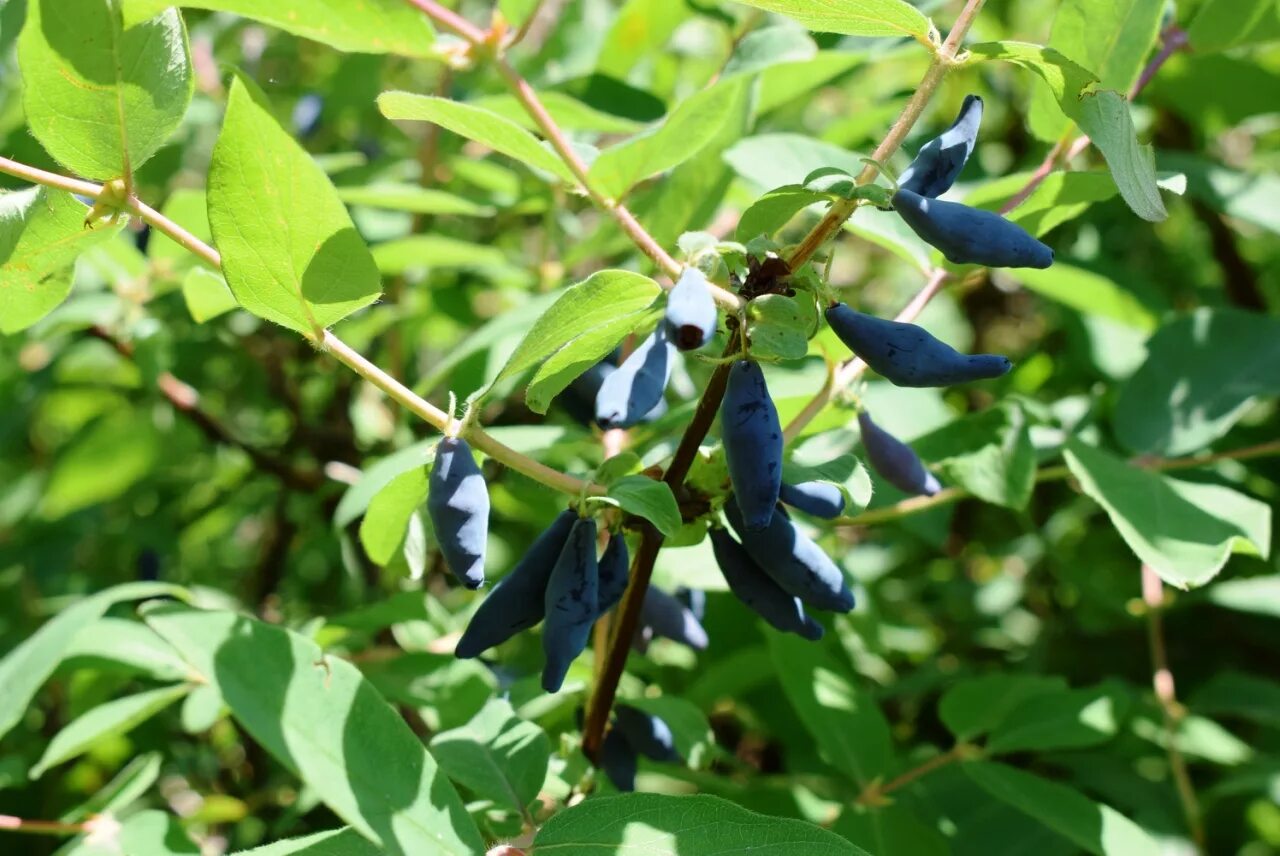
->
[664,267,717,351]
[825,302,1012,387]
[542,517,599,692]
[601,728,637,792]
[675,586,706,622]
[595,329,675,429]
[557,358,667,427]
[721,360,783,530]
[892,188,1054,269]
[779,481,845,519]
[710,528,823,639]
[596,533,630,614]
[614,705,680,762]
[427,437,488,589]
[639,586,709,650]
[725,497,854,613]
[455,509,577,659]
[858,411,940,497]
[898,95,983,198]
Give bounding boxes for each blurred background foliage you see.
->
[0,0,1277,853]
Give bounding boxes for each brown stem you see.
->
[1141,564,1206,850]
[582,360,735,760]
[855,744,969,806]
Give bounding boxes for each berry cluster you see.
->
[423,94,1054,786]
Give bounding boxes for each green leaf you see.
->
[467,92,643,135]
[532,792,870,854]
[608,475,681,538]
[334,440,435,528]
[39,407,159,519]
[123,0,435,57]
[359,653,496,733]
[19,0,192,180]
[724,134,867,192]
[748,293,811,361]
[964,762,1161,855]
[232,829,383,856]
[1012,263,1158,330]
[588,82,741,200]
[62,617,191,682]
[736,185,828,241]
[940,675,1068,742]
[142,604,485,855]
[337,185,494,217]
[1114,308,1280,455]
[359,466,430,566]
[833,804,950,856]
[63,751,164,822]
[1187,0,1280,52]
[966,170,1121,237]
[0,582,186,741]
[492,269,662,412]
[1026,0,1164,141]
[969,42,1165,221]
[1207,575,1280,619]
[730,0,930,41]
[371,235,510,275]
[31,684,190,778]
[722,26,818,78]
[1159,152,1280,235]
[428,698,549,813]
[1,188,125,333]
[767,633,892,786]
[181,268,238,323]
[1064,441,1271,589]
[378,93,577,184]
[912,404,1036,510]
[209,77,381,339]
[1191,671,1280,728]
[986,681,1130,754]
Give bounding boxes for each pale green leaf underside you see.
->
[19,0,193,180]
[731,0,930,41]
[429,698,549,813]
[378,92,577,184]
[209,77,382,338]
[360,467,430,566]
[1064,441,1270,589]
[142,604,484,856]
[123,0,435,57]
[969,41,1166,221]
[1,187,124,333]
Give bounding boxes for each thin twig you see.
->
[785,0,987,271]
[855,744,970,806]
[402,0,744,311]
[0,156,602,498]
[1141,564,1206,850]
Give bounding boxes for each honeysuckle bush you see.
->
[0,0,1278,853]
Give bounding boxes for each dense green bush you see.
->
[1,0,1277,853]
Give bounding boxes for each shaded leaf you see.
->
[142,604,484,855]
[31,684,190,778]
[1064,441,1270,588]
[429,698,549,813]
